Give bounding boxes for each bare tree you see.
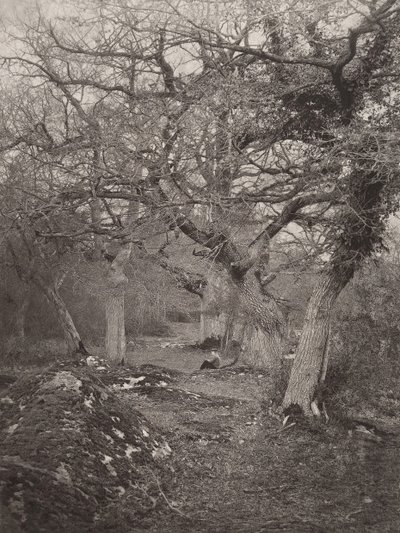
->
[2,0,400,399]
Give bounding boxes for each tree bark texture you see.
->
[199,270,284,371]
[105,292,126,364]
[235,278,284,375]
[105,244,132,364]
[14,293,29,341]
[282,269,348,414]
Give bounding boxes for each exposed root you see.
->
[310,400,321,417]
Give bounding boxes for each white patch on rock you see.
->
[115,486,126,497]
[152,441,172,459]
[125,444,141,458]
[111,416,120,423]
[42,372,82,393]
[0,396,14,404]
[84,393,95,409]
[104,434,114,443]
[101,454,117,477]
[55,463,72,485]
[142,429,149,438]
[8,491,27,523]
[6,423,18,435]
[112,428,125,439]
[113,376,146,390]
[158,381,168,387]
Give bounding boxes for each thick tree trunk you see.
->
[199,268,285,376]
[105,244,132,364]
[40,282,88,356]
[282,269,348,415]
[225,278,285,401]
[236,278,284,364]
[241,323,282,367]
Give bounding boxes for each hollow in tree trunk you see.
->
[282,268,349,415]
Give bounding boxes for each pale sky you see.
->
[1,0,30,19]
[0,0,64,24]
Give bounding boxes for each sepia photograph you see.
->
[0,0,400,531]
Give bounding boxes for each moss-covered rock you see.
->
[0,363,172,532]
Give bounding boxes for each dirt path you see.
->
[116,356,400,533]
[3,322,398,532]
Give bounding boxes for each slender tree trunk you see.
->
[105,244,132,364]
[106,291,126,363]
[14,293,29,340]
[282,269,348,414]
[39,282,88,355]
[90,197,104,261]
[5,292,30,356]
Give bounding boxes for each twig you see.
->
[152,472,201,521]
[346,508,362,520]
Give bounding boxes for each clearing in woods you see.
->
[121,323,400,533]
[1,323,399,532]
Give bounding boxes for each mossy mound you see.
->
[100,365,181,390]
[0,363,172,532]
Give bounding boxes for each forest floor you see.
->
[120,323,400,533]
[1,323,400,532]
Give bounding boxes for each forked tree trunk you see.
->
[282,269,348,415]
[105,244,132,364]
[39,282,88,356]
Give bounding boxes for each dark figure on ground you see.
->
[200,351,221,370]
